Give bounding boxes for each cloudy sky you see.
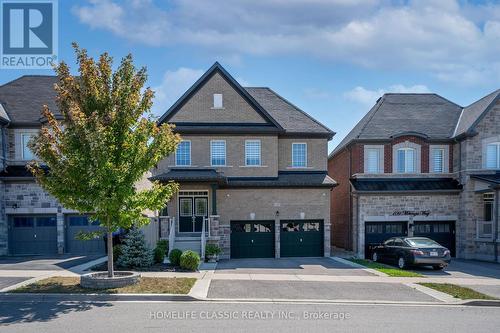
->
[2,0,500,151]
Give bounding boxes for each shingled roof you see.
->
[454,89,500,138]
[331,93,463,157]
[0,76,59,125]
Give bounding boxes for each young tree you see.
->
[28,44,180,277]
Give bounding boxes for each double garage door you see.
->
[365,221,456,258]
[8,215,105,255]
[230,220,323,259]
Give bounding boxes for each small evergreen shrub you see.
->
[154,240,169,264]
[112,244,123,262]
[180,250,200,271]
[205,244,222,256]
[169,249,182,266]
[116,228,154,268]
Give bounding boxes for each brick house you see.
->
[329,91,500,262]
[0,63,336,259]
[152,62,336,259]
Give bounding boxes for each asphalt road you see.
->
[1,300,499,333]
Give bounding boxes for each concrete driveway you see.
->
[0,255,102,271]
[411,258,500,279]
[215,257,374,276]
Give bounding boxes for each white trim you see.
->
[244,139,261,166]
[393,141,421,173]
[210,139,227,167]
[213,93,223,109]
[452,107,465,138]
[175,140,192,166]
[429,145,449,173]
[291,142,307,168]
[363,145,384,174]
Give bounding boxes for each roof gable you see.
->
[453,89,500,138]
[158,62,283,130]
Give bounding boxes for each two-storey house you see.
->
[152,63,336,259]
[329,91,500,262]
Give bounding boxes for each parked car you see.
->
[372,237,451,270]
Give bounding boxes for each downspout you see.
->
[494,188,499,263]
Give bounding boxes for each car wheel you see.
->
[397,256,406,269]
[432,265,444,270]
[372,252,378,262]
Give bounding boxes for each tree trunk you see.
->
[107,230,114,278]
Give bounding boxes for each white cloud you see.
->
[345,84,430,106]
[152,67,204,116]
[73,0,500,85]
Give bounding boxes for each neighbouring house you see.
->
[0,76,159,256]
[152,62,336,259]
[329,91,500,262]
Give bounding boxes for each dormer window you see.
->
[213,94,223,108]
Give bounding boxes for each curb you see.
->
[0,293,199,302]
[461,299,500,307]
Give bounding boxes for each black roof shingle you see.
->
[350,178,462,193]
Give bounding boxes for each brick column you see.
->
[324,222,331,257]
[209,215,220,238]
[56,211,65,254]
[275,216,280,258]
[0,181,7,255]
[159,216,170,239]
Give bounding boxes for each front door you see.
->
[179,196,208,233]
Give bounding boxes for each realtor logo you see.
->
[1,0,58,69]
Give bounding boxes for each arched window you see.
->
[396,148,416,173]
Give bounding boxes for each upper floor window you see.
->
[22,133,35,160]
[213,94,223,108]
[396,148,416,173]
[175,141,191,166]
[364,146,383,173]
[431,148,445,173]
[486,143,500,169]
[292,143,307,167]
[210,140,226,166]
[245,140,261,166]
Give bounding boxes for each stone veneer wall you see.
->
[355,193,460,258]
[217,188,331,259]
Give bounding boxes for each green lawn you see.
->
[12,277,196,294]
[348,258,424,277]
[419,283,497,300]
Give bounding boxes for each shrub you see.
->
[116,227,154,268]
[154,240,169,264]
[180,250,200,271]
[169,249,182,266]
[112,245,123,262]
[205,244,222,256]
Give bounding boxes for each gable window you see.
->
[364,146,383,173]
[292,143,307,167]
[486,143,500,169]
[175,141,191,166]
[22,133,35,160]
[431,148,445,173]
[213,94,223,108]
[245,140,261,166]
[210,140,226,166]
[396,148,416,173]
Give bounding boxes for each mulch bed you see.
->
[89,261,193,272]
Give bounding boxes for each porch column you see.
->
[211,184,218,215]
[56,209,65,254]
[275,212,280,258]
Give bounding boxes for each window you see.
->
[245,140,261,166]
[414,224,431,233]
[195,198,207,217]
[254,223,273,232]
[292,143,307,167]
[393,239,405,247]
[431,148,445,173]
[179,198,192,216]
[213,94,223,108]
[484,193,494,222]
[396,148,416,173]
[366,224,383,234]
[175,141,191,166]
[22,133,35,160]
[365,147,382,173]
[386,224,403,233]
[210,140,226,166]
[486,143,500,169]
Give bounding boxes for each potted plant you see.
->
[205,244,222,262]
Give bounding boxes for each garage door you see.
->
[414,221,456,256]
[280,220,324,257]
[230,221,275,259]
[9,215,57,255]
[66,215,105,255]
[365,222,407,258]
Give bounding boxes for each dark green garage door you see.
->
[65,215,105,255]
[9,215,58,255]
[280,220,324,257]
[414,221,456,257]
[365,222,408,259]
[230,221,275,259]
